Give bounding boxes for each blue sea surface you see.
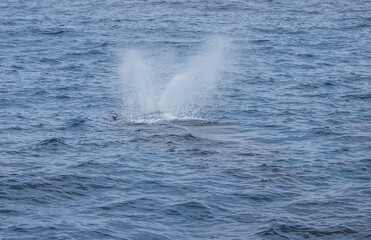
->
[1,0,370,239]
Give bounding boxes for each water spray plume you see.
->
[119,37,230,122]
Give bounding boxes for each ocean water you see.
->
[0,0,370,239]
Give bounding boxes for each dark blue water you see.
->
[1,0,370,239]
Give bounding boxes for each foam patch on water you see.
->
[127,111,203,124]
[118,37,230,122]
[129,111,175,124]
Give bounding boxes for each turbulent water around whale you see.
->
[1,0,370,239]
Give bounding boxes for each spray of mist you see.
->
[119,37,230,121]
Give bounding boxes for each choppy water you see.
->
[1,0,370,239]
